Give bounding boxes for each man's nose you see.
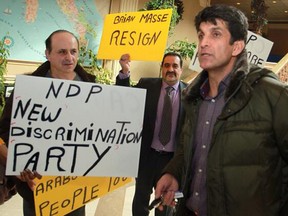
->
[199,36,209,48]
[65,52,73,60]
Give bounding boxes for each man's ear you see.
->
[45,49,49,59]
[232,40,245,56]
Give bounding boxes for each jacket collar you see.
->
[183,50,278,119]
[183,50,249,103]
[31,61,96,82]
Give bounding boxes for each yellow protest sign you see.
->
[34,176,132,216]
[97,9,172,61]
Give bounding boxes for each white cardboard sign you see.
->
[6,75,146,177]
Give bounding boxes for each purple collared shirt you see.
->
[118,71,180,152]
[186,75,230,216]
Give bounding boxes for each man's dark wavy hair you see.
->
[194,4,248,45]
[161,52,183,68]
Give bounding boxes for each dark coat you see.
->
[164,51,288,216]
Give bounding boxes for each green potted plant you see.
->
[0,36,10,115]
[251,0,268,35]
[140,0,184,36]
[166,38,196,60]
[78,46,114,85]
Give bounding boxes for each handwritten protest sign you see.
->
[34,176,132,216]
[6,75,146,177]
[246,31,274,66]
[189,30,274,72]
[97,9,172,61]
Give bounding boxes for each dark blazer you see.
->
[116,76,187,166]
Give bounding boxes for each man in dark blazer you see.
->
[116,52,187,216]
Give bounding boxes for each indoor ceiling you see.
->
[210,0,288,23]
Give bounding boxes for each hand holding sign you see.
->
[18,169,42,190]
[119,53,131,74]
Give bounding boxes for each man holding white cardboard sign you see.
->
[0,29,95,216]
[0,30,145,216]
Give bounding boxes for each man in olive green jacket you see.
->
[155,4,288,216]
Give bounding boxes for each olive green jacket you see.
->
[164,51,288,216]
